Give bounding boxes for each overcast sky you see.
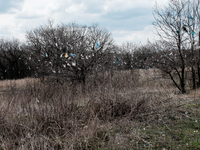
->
[0,0,168,45]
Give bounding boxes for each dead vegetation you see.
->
[0,69,199,149]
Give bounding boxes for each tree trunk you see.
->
[192,66,196,90]
[197,62,200,87]
[197,32,200,88]
[181,67,186,94]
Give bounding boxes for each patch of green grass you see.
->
[135,102,200,150]
[186,103,200,108]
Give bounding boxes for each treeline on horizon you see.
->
[0,21,151,83]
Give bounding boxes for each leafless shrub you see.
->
[0,69,176,149]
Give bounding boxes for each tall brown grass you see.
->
[0,69,180,149]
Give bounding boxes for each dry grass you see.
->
[0,69,199,149]
[0,78,39,92]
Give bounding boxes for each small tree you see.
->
[26,21,114,84]
[152,0,191,93]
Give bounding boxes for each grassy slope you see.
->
[0,69,199,149]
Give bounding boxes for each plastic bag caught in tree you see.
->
[96,42,99,48]
[70,53,76,57]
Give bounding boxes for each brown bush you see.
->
[0,69,171,149]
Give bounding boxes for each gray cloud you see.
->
[98,7,153,32]
[103,8,152,20]
[0,0,24,13]
[15,12,41,19]
[0,0,168,44]
[84,1,105,14]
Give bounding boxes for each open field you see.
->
[0,69,200,149]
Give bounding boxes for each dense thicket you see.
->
[0,22,153,83]
[0,38,33,80]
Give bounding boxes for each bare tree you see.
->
[25,21,114,84]
[152,0,190,93]
[191,0,200,88]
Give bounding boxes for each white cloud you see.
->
[65,3,86,14]
[17,0,60,18]
[0,0,169,44]
[103,0,155,12]
[113,25,159,45]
